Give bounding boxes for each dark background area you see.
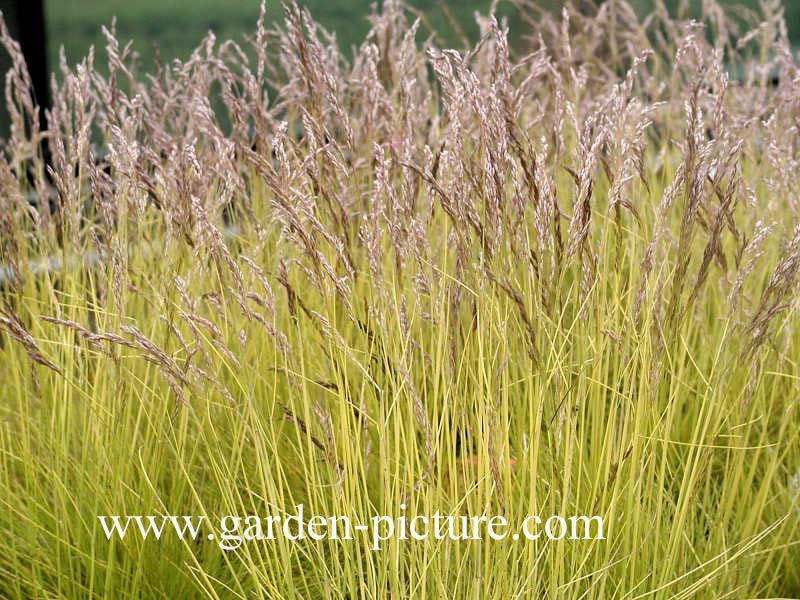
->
[0,0,797,140]
[43,0,799,69]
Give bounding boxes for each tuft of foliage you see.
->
[0,1,798,598]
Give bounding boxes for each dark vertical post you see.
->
[17,0,49,128]
[0,0,50,149]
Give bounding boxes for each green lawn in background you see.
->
[44,0,799,74]
[44,0,504,72]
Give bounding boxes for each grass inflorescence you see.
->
[0,1,798,598]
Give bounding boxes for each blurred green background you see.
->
[0,1,796,141]
[43,0,524,72]
[44,0,799,71]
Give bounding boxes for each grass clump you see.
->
[0,1,799,598]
